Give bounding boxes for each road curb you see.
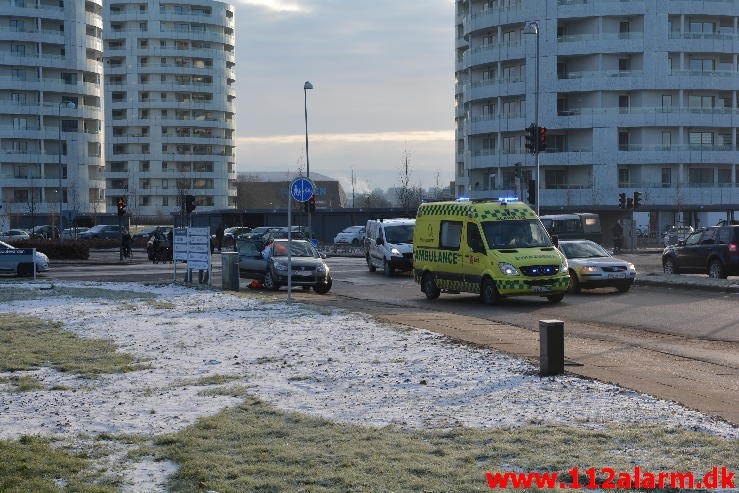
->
[636,275,739,293]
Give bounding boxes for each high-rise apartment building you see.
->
[0,0,106,229]
[455,0,739,229]
[103,0,236,218]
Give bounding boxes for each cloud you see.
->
[238,130,454,146]
[233,0,308,13]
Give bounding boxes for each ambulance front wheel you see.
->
[547,293,565,303]
[422,273,440,300]
[480,277,500,305]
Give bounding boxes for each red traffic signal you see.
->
[309,194,316,212]
[524,123,536,154]
[116,198,126,216]
[537,126,547,153]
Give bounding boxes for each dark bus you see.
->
[539,213,602,243]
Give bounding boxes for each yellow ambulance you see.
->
[413,198,569,304]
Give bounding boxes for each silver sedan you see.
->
[559,240,636,293]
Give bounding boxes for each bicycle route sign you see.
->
[290,177,314,202]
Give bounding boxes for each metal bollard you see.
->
[539,319,564,376]
[221,252,239,291]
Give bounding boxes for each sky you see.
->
[232,0,456,194]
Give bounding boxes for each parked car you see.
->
[264,226,313,243]
[333,225,366,246]
[224,226,251,239]
[663,225,694,247]
[662,225,739,279]
[78,224,122,240]
[237,238,331,293]
[30,225,59,240]
[0,229,30,242]
[240,226,282,242]
[60,227,89,240]
[559,240,636,293]
[0,239,49,276]
[132,226,168,241]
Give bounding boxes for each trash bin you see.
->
[221,252,239,291]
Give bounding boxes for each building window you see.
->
[688,167,714,187]
[688,132,713,148]
[661,168,672,188]
[618,168,630,188]
[545,170,568,189]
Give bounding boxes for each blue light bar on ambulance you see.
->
[498,196,519,204]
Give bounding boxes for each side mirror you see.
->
[376,237,384,245]
[550,234,559,248]
[320,253,327,259]
[677,240,686,246]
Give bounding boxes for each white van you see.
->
[364,218,415,276]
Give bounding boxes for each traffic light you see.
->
[618,192,627,209]
[626,197,633,209]
[633,191,642,209]
[525,123,536,154]
[116,198,126,216]
[537,126,547,153]
[513,162,521,179]
[309,194,316,212]
[527,179,536,204]
[185,194,196,214]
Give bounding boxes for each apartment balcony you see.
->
[465,78,526,101]
[617,144,738,165]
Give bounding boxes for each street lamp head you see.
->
[304,81,313,90]
[523,21,539,35]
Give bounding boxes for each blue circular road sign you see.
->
[290,177,314,202]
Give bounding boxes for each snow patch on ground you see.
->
[0,281,736,491]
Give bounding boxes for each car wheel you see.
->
[708,259,727,279]
[17,263,34,277]
[480,277,499,305]
[547,293,565,303]
[367,255,376,272]
[263,271,280,291]
[313,276,332,294]
[663,257,679,275]
[351,239,359,246]
[567,269,581,293]
[422,272,440,300]
[383,260,393,277]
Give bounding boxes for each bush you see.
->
[14,240,89,260]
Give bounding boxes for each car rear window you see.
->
[718,227,738,244]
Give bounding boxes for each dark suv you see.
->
[662,225,739,279]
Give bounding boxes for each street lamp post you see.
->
[523,21,540,214]
[303,81,313,232]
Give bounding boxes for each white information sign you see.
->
[173,228,188,261]
[187,227,211,271]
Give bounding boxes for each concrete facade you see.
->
[103,0,236,220]
[0,0,106,228]
[455,0,739,231]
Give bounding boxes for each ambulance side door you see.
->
[462,221,487,290]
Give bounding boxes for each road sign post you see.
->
[288,177,315,302]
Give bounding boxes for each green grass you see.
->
[150,396,738,493]
[0,436,114,493]
[0,313,147,378]
[0,285,159,303]
[0,374,45,392]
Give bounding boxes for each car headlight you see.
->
[560,259,568,272]
[272,261,288,271]
[316,263,328,273]
[498,262,519,276]
[627,262,636,271]
[580,265,600,273]
[391,248,401,256]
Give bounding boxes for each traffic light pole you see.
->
[534,25,540,215]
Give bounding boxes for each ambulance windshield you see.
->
[482,220,553,249]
